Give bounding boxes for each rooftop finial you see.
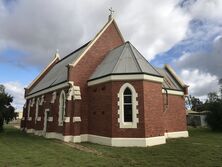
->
[108,7,114,21]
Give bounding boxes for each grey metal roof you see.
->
[155,68,183,91]
[28,42,90,95]
[89,41,161,80]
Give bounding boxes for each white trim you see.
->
[164,64,186,87]
[162,89,184,96]
[34,130,43,136]
[64,117,70,123]
[36,117,41,121]
[26,128,34,133]
[145,136,166,146]
[23,102,27,108]
[27,130,187,147]
[30,98,35,107]
[58,90,66,126]
[28,117,32,121]
[51,91,57,103]
[73,117,81,122]
[87,134,111,146]
[67,84,81,101]
[45,132,81,143]
[45,132,72,142]
[48,117,53,122]
[27,100,31,118]
[80,134,88,142]
[165,131,189,138]
[83,134,166,147]
[72,136,81,143]
[88,74,163,86]
[39,95,44,105]
[118,83,139,128]
[27,56,59,89]
[43,109,49,134]
[26,82,70,99]
[35,98,40,123]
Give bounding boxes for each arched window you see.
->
[27,100,31,119]
[35,98,40,124]
[123,88,133,122]
[58,90,66,126]
[118,83,139,128]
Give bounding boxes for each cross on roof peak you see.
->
[108,7,114,21]
[109,7,114,16]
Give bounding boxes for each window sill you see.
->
[120,122,137,129]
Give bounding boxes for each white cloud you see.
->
[0,0,191,67]
[117,0,191,60]
[188,0,222,21]
[175,35,222,78]
[3,81,25,112]
[180,69,219,98]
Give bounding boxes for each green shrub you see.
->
[206,100,222,131]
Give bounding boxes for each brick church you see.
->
[21,15,189,147]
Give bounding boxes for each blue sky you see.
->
[0,0,222,111]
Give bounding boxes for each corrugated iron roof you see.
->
[155,68,183,91]
[28,42,90,95]
[89,41,162,80]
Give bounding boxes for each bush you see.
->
[206,100,222,131]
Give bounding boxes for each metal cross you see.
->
[109,7,114,16]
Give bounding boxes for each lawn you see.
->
[0,126,222,167]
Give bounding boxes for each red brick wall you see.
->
[143,81,165,137]
[163,95,187,132]
[111,81,146,138]
[69,21,124,134]
[88,82,113,137]
[23,88,73,135]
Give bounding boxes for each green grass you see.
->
[0,126,222,167]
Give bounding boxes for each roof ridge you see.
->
[128,42,143,72]
[130,43,162,76]
[111,43,127,73]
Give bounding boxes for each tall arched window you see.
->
[27,100,31,119]
[58,90,66,126]
[35,98,40,124]
[118,83,139,128]
[123,88,133,122]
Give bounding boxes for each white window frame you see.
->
[35,98,40,124]
[117,83,139,128]
[58,90,66,126]
[27,100,31,119]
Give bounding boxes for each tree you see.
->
[186,95,204,112]
[207,92,219,103]
[219,78,222,99]
[0,84,16,132]
[205,91,222,131]
[205,98,222,131]
[0,84,5,94]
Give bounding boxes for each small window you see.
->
[123,88,133,122]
